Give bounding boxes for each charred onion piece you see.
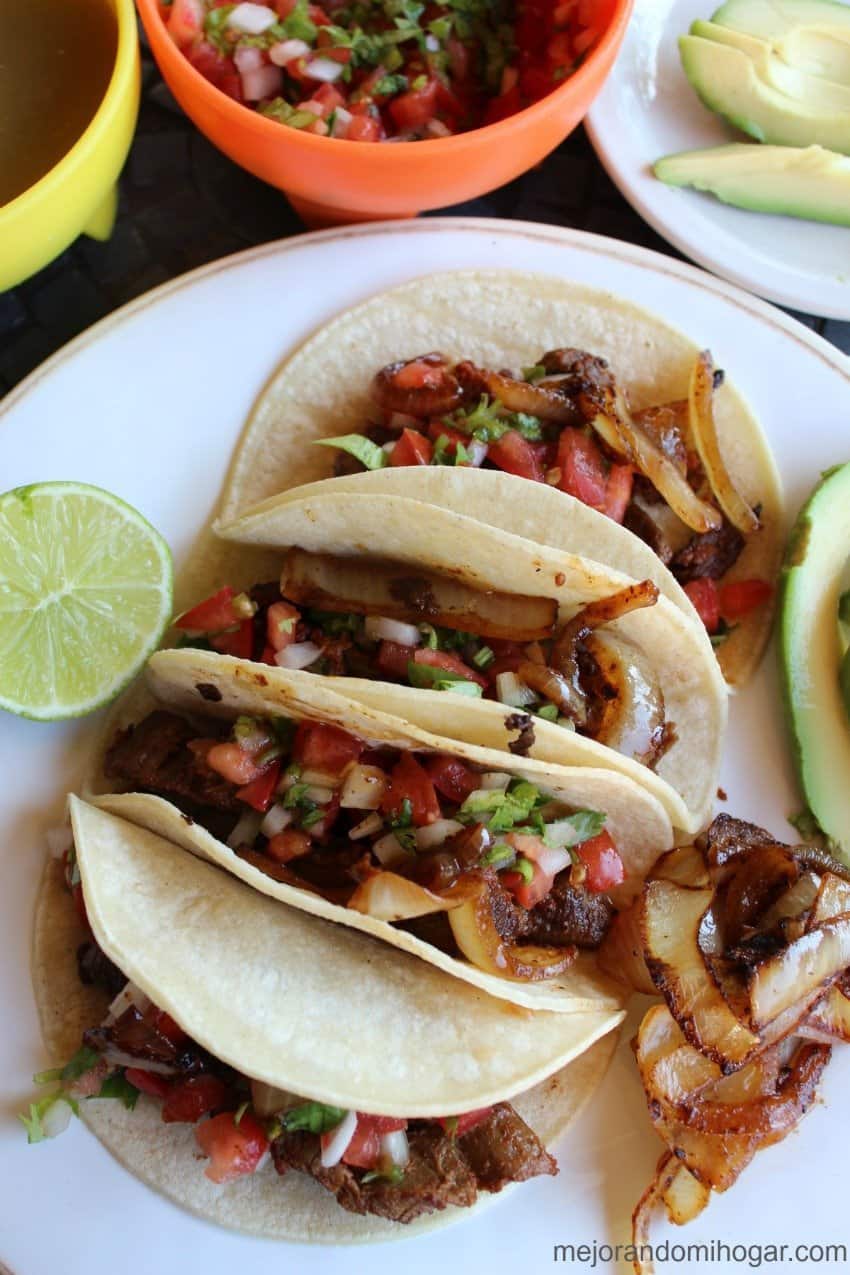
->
[650,844,711,888]
[643,879,759,1065]
[588,389,722,534]
[582,631,666,766]
[597,902,656,994]
[448,876,576,981]
[810,872,850,924]
[747,915,850,1028]
[371,354,464,418]
[280,548,557,642]
[688,352,760,537]
[454,360,581,423]
[799,981,850,1043]
[347,870,480,921]
[515,660,586,722]
[632,1153,680,1275]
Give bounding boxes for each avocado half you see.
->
[654,143,850,225]
[780,463,850,859]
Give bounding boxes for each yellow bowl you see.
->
[0,0,140,292]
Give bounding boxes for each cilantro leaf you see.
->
[97,1075,140,1109]
[362,1164,406,1185]
[544,810,605,849]
[458,779,543,834]
[315,434,388,470]
[283,1102,348,1134]
[407,661,483,696]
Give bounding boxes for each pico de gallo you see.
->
[175,561,673,771]
[103,707,626,980]
[159,0,606,140]
[22,860,556,1217]
[320,347,773,646]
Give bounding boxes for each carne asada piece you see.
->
[671,522,745,584]
[104,710,240,814]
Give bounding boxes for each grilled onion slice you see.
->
[347,871,478,921]
[597,901,656,995]
[688,351,760,537]
[280,548,557,643]
[448,876,576,981]
[747,915,850,1028]
[650,844,710,887]
[643,879,759,1065]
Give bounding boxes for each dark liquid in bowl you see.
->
[0,0,118,206]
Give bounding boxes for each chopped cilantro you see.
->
[447,396,543,444]
[481,842,515,870]
[315,434,388,470]
[407,661,483,696]
[458,778,543,834]
[419,623,439,649]
[283,782,312,810]
[535,703,559,722]
[544,810,605,849]
[233,1101,250,1126]
[388,798,417,851]
[514,856,534,883]
[204,4,235,55]
[283,1102,348,1134]
[362,1164,406,1185]
[301,807,325,829]
[280,0,317,42]
[18,1094,77,1145]
[97,1074,139,1109]
[472,645,494,669]
[432,433,470,466]
[61,1045,100,1084]
[373,72,408,96]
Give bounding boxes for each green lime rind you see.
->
[779,462,850,860]
[0,482,173,721]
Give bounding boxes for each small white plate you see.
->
[586,0,850,318]
[2,219,850,1275]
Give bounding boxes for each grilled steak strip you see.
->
[104,710,240,815]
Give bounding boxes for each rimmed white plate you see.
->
[586,0,850,318]
[2,219,850,1275]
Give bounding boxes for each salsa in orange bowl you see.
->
[158,0,606,142]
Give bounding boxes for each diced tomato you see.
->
[206,742,264,786]
[376,640,417,680]
[719,579,773,621]
[312,82,346,112]
[393,358,445,391]
[154,1010,187,1045]
[502,859,553,910]
[71,881,89,929]
[195,1111,269,1183]
[425,756,479,803]
[389,77,439,130]
[267,601,301,653]
[309,3,332,24]
[391,429,433,467]
[237,761,281,812]
[412,647,487,688]
[124,1068,171,1100]
[576,832,624,893]
[162,1075,231,1124]
[683,578,720,634]
[210,619,254,660]
[381,752,441,826]
[176,586,239,633]
[437,1107,492,1137]
[488,431,544,483]
[167,0,204,49]
[603,464,634,524]
[266,828,313,862]
[260,643,277,665]
[345,113,381,141]
[482,84,521,125]
[293,722,363,775]
[556,429,608,510]
[339,1114,407,1169]
[273,0,296,14]
[187,40,243,100]
[519,64,557,101]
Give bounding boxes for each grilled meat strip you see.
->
[271,1103,556,1223]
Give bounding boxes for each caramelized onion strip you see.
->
[688,351,760,536]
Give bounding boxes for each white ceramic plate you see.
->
[2,219,850,1275]
[586,0,850,318]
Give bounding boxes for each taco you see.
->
[86,645,670,1014]
[219,270,782,686]
[28,798,621,1241]
[206,490,727,835]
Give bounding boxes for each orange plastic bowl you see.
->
[137,0,632,225]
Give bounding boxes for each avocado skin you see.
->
[654,143,850,225]
[679,35,850,152]
[779,463,850,861]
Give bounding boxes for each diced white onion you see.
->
[233,45,265,73]
[307,55,344,82]
[269,38,310,65]
[46,824,72,859]
[349,811,384,841]
[260,803,293,839]
[466,439,488,467]
[228,3,277,34]
[381,1128,410,1167]
[543,817,585,850]
[495,671,538,708]
[320,1109,358,1167]
[382,441,397,455]
[300,768,339,787]
[363,616,422,646]
[425,33,440,51]
[373,833,410,866]
[42,1098,74,1139]
[275,640,322,669]
[534,845,573,878]
[415,819,463,852]
[340,764,388,810]
[227,809,264,849]
[241,64,284,101]
[425,118,452,138]
[105,981,151,1025]
[477,772,511,791]
[330,106,352,136]
[304,784,335,805]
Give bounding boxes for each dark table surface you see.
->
[2,43,849,400]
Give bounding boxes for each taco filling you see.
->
[175,557,674,770]
[27,862,556,1222]
[103,710,625,979]
[318,348,773,645]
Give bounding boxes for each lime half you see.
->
[0,482,173,720]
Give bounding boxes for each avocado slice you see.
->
[712,0,850,81]
[690,19,850,111]
[780,463,850,859]
[679,35,850,151]
[654,143,850,225]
